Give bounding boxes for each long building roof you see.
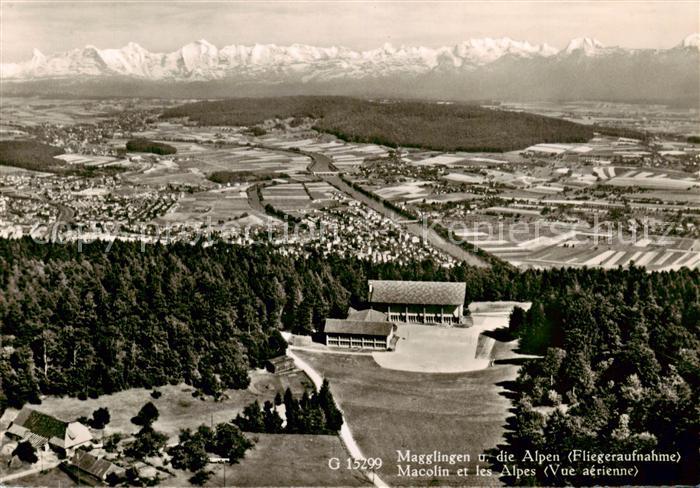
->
[71,450,118,479]
[324,319,393,337]
[368,280,466,306]
[12,407,67,440]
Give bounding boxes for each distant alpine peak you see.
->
[1,35,697,81]
[564,37,605,54]
[679,33,700,49]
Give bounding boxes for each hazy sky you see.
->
[1,1,698,62]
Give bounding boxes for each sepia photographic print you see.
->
[0,1,698,487]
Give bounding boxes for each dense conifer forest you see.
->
[0,238,697,484]
[125,138,177,155]
[0,140,66,173]
[160,96,642,152]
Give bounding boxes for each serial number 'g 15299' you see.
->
[328,457,383,470]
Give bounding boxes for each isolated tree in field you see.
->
[126,426,167,458]
[131,401,159,427]
[213,423,253,463]
[12,441,38,464]
[91,406,111,429]
[189,469,213,486]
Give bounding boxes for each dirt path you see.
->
[287,349,390,488]
[0,461,61,483]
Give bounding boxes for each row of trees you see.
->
[234,382,343,435]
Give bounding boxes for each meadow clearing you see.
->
[4,369,311,443]
[165,433,367,487]
[296,340,522,486]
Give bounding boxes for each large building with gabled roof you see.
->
[368,280,466,325]
[6,407,92,455]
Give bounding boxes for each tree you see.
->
[169,432,209,472]
[234,400,265,432]
[131,401,159,427]
[263,400,283,433]
[189,469,213,486]
[197,366,223,398]
[317,380,343,433]
[12,441,38,464]
[213,423,253,464]
[91,406,111,429]
[126,426,167,459]
[509,306,527,334]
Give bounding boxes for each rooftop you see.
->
[71,450,118,479]
[324,319,394,337]
[12,407,67,441]
[368,280,466,306]
[347,308,388,322]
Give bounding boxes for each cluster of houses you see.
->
[4,406,122,484]
[324,279,467,350]
[274,201,456,266]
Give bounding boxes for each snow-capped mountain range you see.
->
[3,34,698,81]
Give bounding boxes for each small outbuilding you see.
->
[266,355,296,373]
[67,449,121,484]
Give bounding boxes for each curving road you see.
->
[287,347,390,488]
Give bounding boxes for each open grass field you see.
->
[296,346,522,486]
[373,181,433,202]
[11,466,75,487]
[7,369,311,443]
[180,147,310,175]
[166,434,368,487]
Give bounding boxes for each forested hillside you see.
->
[125,138,177,155]
[0,237,536,406]
[503,268,700,485]
[161,97,641,152]
[0,140,66,173]
[0,238,697,485]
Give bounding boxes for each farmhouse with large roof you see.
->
[6,407,92,455]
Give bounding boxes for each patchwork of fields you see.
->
[260,135,390,172]
[261,181,340,218]
[459,228,700,270]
